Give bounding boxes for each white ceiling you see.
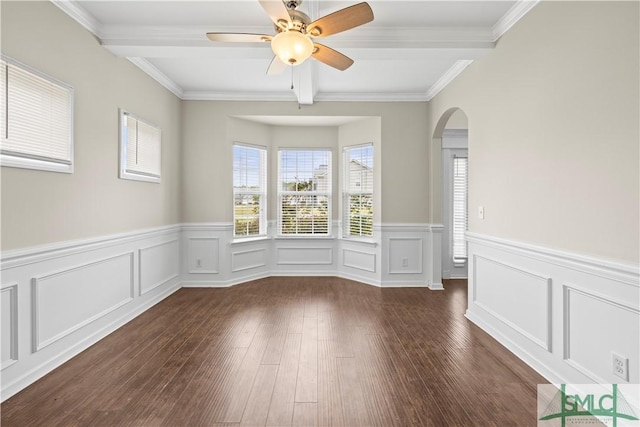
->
[54,0,539,104]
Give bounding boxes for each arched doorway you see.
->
[433,108,469,280]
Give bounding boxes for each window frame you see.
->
[343,143,374,238]
[277,148,333,237]
[118,108,161,184]
[0,55,74,174]
[233,142,268,239]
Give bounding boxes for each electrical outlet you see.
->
[196,259,202,268]
[478,206,485,220]
[612,352,629,381]
[402,258,409,267]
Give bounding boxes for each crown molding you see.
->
[492,0,541,41]
[50,0,104,38]
[425,60,473,101]
[126,58,184,99]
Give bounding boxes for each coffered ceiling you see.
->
[52,0,539,104]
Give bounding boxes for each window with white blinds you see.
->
[119,109,161,183]
[233,143,267,237]
[0,57,74,173]
[343,144,373,237]
[278,149,332,236]
[452,156,468,263]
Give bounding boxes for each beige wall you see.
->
[429,1,639,263]
[1,1,182,251]
[181,101,428,225]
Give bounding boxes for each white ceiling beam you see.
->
[292,60,318,105]
[101,44,492,61]
[99,25,495,49]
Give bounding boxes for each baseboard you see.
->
[465,308,564,385]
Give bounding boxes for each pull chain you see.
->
[290,66,294,90]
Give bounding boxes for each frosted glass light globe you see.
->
[271,30,314,66]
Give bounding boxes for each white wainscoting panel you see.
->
[1,284,18,370]
[32,252,135,351]
[343,248,376,273]
[379,224,431,287]
[232,248,267,273]
[276,247,333,265]
[187,237,219,274]
[466,232,640,386]
[0,225,182,401]
[473,255,551,351]
[388,237,423,274]
[139,240,180,295]
[564,284,640,384]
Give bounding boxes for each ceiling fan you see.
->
[206,0,374,75]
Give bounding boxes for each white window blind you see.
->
[343,144,373,237]
[278,149,332,236]
[233,144,267,237]
[119,110,161,183]
[452,156,468,263]
[1,57,73,173]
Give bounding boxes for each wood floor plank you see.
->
[336,356,371,426]
[1,277,546,427]
[161,347,247,426]
[292,402,318,427]
[261,319,288,365]
[266,333,302,427]
[295,315,318,403]
[239,364,278,426]
[222,322,271,423]
[316,339,344,427]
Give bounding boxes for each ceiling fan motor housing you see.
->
[285,0,302,10]
[276,9,311,33]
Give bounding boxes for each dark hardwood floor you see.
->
[1,277,547,426]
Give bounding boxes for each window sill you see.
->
[231,236,271,245]
[119,170,160,184]
[274,235,335,240]
[1,154,73,174]
[339,237,378,247]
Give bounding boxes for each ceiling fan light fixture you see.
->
[271,30,314,66]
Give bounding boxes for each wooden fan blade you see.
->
[206,33,272,43]
[267,56,288,75]
[312,43,354,71]
[258,0,291,28]
[307,2,373,38]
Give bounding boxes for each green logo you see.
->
[539,384,639,427]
